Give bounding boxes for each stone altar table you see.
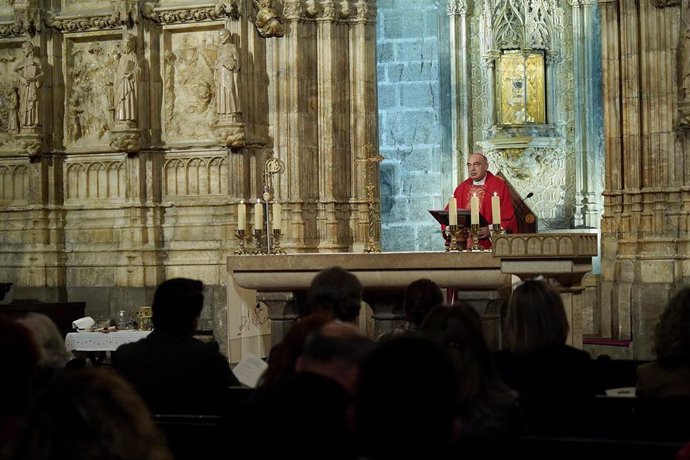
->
[225,233,598,363]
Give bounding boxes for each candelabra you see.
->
[253,229,267,255]
[234,229,252,255]
[271,229,286,254]
[489,223,506,241]
[446,225,468,252]
[470,224,481,251]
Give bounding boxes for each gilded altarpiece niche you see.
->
[468,0,574,229]
[162,29,221,143]
[65,37,121,149]
[497,51,545,125]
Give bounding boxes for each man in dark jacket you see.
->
[112,278,239,412]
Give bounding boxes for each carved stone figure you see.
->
[68,94,84,142]
[7,85,20,133]
[14,41,43,129]
[114,34,138,122]
[254,0,285,38]
[214,29,241,116]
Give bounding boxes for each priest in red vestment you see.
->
[443,153,517,249]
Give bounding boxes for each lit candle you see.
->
[238,200,246,229]
[272,202,282,231]
[470,193,479,225]
[491,192,501,225]
[448,197,457,226]
[254,199,263,230]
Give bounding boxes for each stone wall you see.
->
[377,0,448,252]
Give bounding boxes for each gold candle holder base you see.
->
[490,223,506,241]
[234,228,252,255]
[253,229,267,254]
[446,225,467,252]
[270,229,286,255]
[470,224,481,251]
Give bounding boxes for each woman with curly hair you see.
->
[637,286,690,398]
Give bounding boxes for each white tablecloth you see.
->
[64,330,151,352]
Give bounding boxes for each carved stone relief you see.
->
[0,40,43,157]
[0,45,21,151]
[66,39,119,148]
[254,0,285,37]
[0,163,29,203]
[141,1,240,24]
[65,159,126,201]
[162,155,228,197]
[486,146,571,228]
[680,0,690,125]
[164,31,220,143]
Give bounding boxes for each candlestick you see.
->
[491,192,501,225]
[470,194,479,225]
[272,202,282,231]
[254,199,263,230]
[238,200,246,229]
[449,197,457,226]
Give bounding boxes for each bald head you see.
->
[467,153,489,181]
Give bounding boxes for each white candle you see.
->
[448,197,457,226]
[491,192,501,225]
[272,202,282,231]
[238,200,246,229]
[470,193,479,225]
[254,199,263,230]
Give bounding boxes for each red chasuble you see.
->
[443,171,517,249]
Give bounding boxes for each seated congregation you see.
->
[2,268,690,460]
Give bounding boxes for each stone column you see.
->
[570,0,604,229]
[350,0,379,252]
[447,0,472,185]
[599,0,686,358]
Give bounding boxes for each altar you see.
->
[225,233,598,363]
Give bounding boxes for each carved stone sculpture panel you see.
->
[163,30,220,143]
[65,37,120,149]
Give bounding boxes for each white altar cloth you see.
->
[65,330,150,352]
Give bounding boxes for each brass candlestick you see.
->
[271,229,286,254]
[470,224,481,251]
[446,225,467,252]
[490,223,505,241]
[234,228,252,255]
[253,229,267,254]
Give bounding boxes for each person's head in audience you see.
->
[9,368,173,460]
[307,266,362,323]
[403,278,444,327]
[257,312,333,389]
[421,303,518,434]
[652,286,690,368]
[152,277,205,334]
[296,320,375,394]
[0,318,39,452]
[355,335,459,459]
[16,313,71,370]
[504,278,569,353]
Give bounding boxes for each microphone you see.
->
[524,192,534,200]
